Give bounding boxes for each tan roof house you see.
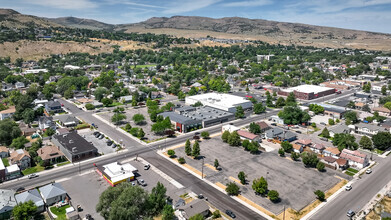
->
[9,149,31,170]
[37,146,64,163]
[0,106,16,120]
[0,146,9,158]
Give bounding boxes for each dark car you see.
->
[295,130,302,134]
[225,210,236,218]
[16,187,25,192]
[94,132,101,138]
[271,123,277,126]
[93,131,99,135]
[112,144,117,148]
[106,140,113,146]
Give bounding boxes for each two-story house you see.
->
[340,149,369,169]
[352,122,389,137]
[39,116,56,131]
[45,101,62,114]
[322,147,341,159]
[9,149,31,170]
[0,106,16,120]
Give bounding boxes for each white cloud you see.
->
[102,0,166,9]
[163,0,221,14]
[24,0,98,9]
[288,0,391,13]
[223,0,273,7]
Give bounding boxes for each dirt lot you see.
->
[169,136,350,215]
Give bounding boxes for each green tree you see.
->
[333,133,358,151]
[111,113,127,125]
[291,152,300,161]
[384,102,391,111]
[344,111,358,124]
[177,91,186,100]
[44,128,55,137]
[280,141,293,152]
[10,136,29,149]
[189,214,205,220]
[372,132,391,150]
[235,106,245,119]
[285,92,297,106]
[309,104,325,114]
[314,190,325,201]
[275,97,286,108]
[167,150,175,158]
[301,152,319,168]
[359,135,373,150]
[201,131,210,139]
[85,103,95,110]
[238,171,247,185]
[278,148,285,156]
[328,118,335,125]
[185,139,192,156]
[214,159,219,170]
[22,108,35,124]
[382,85,387,95]
[362,104,371,112]
[363,82,371,93]
[266,93,274,107]
[64,88,74,99]
[148,182,167,216]
[226,182,240,196]
[278,106,310,125]
[192,141,200,158]
[94,87,108,101]
[132,114,145,125]
[212,210,221,219]
[0,119,21,146]
[249,122,261,134]
[316,162,325,172]
[102,98,113,107]
[162,204,175,220]
[320,128,330,138]
[228,131,241,146]
[253,103,266,114]
[268,190,279,202]
[222,131,230,143]
[125,123,132,131]
[252,177,268,195]
[137,128,145,139]
[12,201,38,220]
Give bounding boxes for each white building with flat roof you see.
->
[98,162,138,186]
[185,93,253,113]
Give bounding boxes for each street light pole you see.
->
[201,157,204,179]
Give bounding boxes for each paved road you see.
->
[310,156,391,220]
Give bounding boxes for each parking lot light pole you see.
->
[201,158,204,179]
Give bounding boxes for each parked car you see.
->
[144,164,150,170]
[99,134,104,139]
[112,144,117,148]
[137,179,147,186]
[320,137,328,142]
[295,131,302,134]
[16,187,25,192]
[271,123,277,126]
[225,210,236,218]
[347,210,355,217]
[366,168,372,174]
[131,182,136,186]
[106,140,113,146]
[320,122,326,125]
[94,132,101,138]
[28,173,39,179]
[345,184,352,191]
[93,131,99,135]
[198,194,204,199]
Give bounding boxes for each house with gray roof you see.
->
[39,183,67,206]
[15,189,45,212]
[329,124,350,137]
[178,199,210,219]
[265,127,297,142]
[0,189,17,220]
[352,122,389,136]
[56,115,79,127]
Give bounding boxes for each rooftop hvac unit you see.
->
[72,147,77,152]
[69,140,74,144]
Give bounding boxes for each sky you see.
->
[2,0,391,33]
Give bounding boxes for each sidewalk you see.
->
[355,180,391,219]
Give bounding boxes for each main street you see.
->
[1,90,359,220]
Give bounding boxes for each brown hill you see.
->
[49,17,114,30]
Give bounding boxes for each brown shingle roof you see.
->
[0,106,16,114]
[0,146,9,153]
[37,146,64,161]
[257,121,270,130]
[9,149,30,163]
[324,147,340,155]
[237,130,258,140]
[336,158,348,166]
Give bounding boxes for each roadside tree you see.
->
[252,177,268,195]
[268,190,279,202]
[238,171,247,185]
[359,135,373,150]
[225,182,240,196]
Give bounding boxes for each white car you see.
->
[28,173,39,179]
[345,184,352,191]
[366,168,372,174]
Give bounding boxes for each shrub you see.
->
[212,210,221,219]
[167,150,175,158]
[314,190,325,201]
[316,162,325,172]
[178,157,186,164]
[278,148,285,156]
[268,190,279,202]
[226,182,240,196]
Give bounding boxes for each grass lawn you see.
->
[75,123,90,130]
[2,158,9,167]
[22,165,45,175]
[109,102,123,107]
[347,168,359,173]
[50,204,70,219]
[345,171,356,176]
[56,161,71,167]
[374,149,385,155]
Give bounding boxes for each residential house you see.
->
[257,121,271,133]
[0,190,17,220]
[322,147,340,159]
[39,116,56,131]
[19,123,37,137]
[178,199,210,220]
[320,156,338,169]
[373,107,391,116]
[9,149,31,170]
[73,92,85,100]
[120,95,133,104]
[14,82,25,89]
[39,183,67,206]
[295,139,312,147]
[151,91,162,99]
[45,101,62,114]
[237,130,260,142]
[340,149,369,169]
[37,145,64,163]
[265,127,297,142]
[56,115,79,127]
[354,102,365,110]
[56,128,70,135]
[5,164,21,180]
[270,115,284,124]
[52,131,98,162]
[0,147,9,158]
[0,106,16,120]
[292,144,304,153]
[0,159,5,182]
[329,124,350,138]
[352,122,389,136]
[309,143,326,154]
[15,189,45,212]
[221,125,240,133]
[336,158,348,170]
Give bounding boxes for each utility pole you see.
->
[283,205,285,220]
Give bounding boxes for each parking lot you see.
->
[78,129,117,155]
[170,136,349,214]
[60,158,183,220]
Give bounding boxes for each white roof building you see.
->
[100,162,138,186]
[24,69,48,74]
[185,93,252,113]
[64,65,80,70]
[280,85,334,94]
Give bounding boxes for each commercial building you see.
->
[185,93,253,113]
[52,131,98,162]
[305,103,347,119]
[278,85,335,100]
[96,162,138,187]
[159,112,202,133]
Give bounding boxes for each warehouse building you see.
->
[182,106,235,128]
[304,103,347,119]
[185,93,253,113]
[159,112,202,133]
[278,85,335,100]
